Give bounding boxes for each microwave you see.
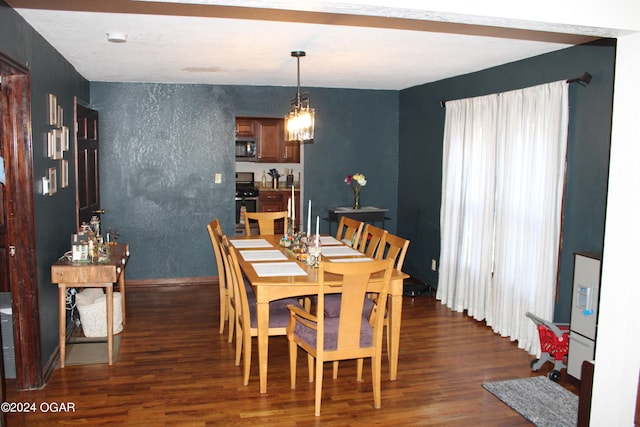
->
[235,140,256,161]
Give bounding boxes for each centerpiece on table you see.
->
[345,173,367,209]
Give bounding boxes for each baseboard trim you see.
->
[125,276,218,290]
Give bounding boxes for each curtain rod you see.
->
[439,71,592,108]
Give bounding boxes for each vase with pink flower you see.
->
[345,173,367,209]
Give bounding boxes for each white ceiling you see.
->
[6,0,638,90]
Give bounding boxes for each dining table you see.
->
[228,234,408,394]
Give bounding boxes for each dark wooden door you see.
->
[0,181,8,294]
[1,53,43,390]
[76,103,100,226]
[0,93,7,427]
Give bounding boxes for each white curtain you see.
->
[437,81,569,354]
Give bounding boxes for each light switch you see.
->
[214,173,222,184]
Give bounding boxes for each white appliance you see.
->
[567,252,602,379]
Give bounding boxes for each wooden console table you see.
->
[51,243,130,367]
[325,207,390,235]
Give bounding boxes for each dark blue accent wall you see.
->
[397,40,615,322]
[90,83,399,280]
[0,1,90,366]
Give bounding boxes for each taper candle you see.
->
[291,186,295,221]
[287,198,291,217]
[307,200,311,236]
[315,216,320,247]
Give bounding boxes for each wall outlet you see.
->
[214,173,222,184]
[431,259,437,271]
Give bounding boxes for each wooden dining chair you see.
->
[244,211,288,235]
[365,232,410,359]
[335,216,364,247]
[356,223,388,258]
[206,218,232,338]
[286,259,394,416]
[330,231,410,378]
[225,238,302,386]
[219,235,243,364]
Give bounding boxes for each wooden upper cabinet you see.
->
[281,139,300,163]
[235,118,255,138]
[255,119,281,162]
[237,117,299,163]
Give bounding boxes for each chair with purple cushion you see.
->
[327,232,410,378]
[286,259,394,416]
[364,232,410,357]
[219,235,243,364]
[224,237,302,386]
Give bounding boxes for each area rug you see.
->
[65,335,121,366]
[482,376,578,427]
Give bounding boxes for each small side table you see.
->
[51,243,130,367]
[325,207,390,235]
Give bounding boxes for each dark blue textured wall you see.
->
[398,40,616,322]
[90,83,398,280]
[0,2,90,367]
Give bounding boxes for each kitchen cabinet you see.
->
[255,119,281,162]
[259,189,300,233]
[235,118,255,137]
[281,137,300,163]
[236,117,299,163]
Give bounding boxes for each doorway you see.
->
[75,101,101,226]
[0,51,43,390]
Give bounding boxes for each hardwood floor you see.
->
[5,284,578,426]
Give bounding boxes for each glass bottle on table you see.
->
[306,234,321,268]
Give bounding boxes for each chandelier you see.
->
[285,51,315,142]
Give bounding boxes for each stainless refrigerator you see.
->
[567,252,602,380]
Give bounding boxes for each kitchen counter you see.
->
[256,185,300,192]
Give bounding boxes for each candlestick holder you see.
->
[293,231,308,262]
[280,218,295,248]
[306,234,321,268]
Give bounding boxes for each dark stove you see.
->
[235,186,259,198]
[235,171,259,199]
[235,172,259,233]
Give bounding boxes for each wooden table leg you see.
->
[58,284,67,368]
[388,292,402,381]
[105,285,114,365]
[257,301,270,393]
[118,270,126,325]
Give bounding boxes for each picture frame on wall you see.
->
[61,126,69,151]
[48,167,57,195]
[57,105,63,128]
[60,160,68,188]
[47,131,55,158]
[47,94,57,126]
[50,129,63,160]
